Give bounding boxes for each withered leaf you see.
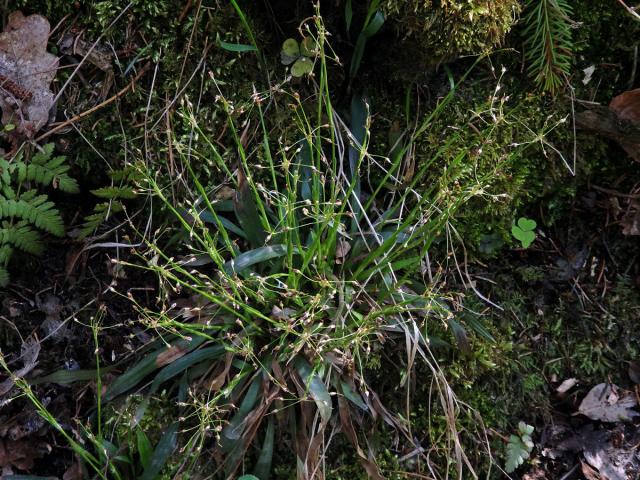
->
[155,344,189,367]
[0,11,59,137]
[578,383,639,422]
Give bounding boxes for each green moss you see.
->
[380,0,520,61]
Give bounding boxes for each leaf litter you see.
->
[529,382,640,479]
[0,11,59,138]
[578,383,639,423]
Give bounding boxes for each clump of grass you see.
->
[3,5,557,480]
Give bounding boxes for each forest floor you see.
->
[0,1,639,479]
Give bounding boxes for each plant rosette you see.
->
[281,37,315,77]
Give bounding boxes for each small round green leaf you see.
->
[282,38,300,57]
[300,36,315,57]
[291,57,314,77]
[517,217,536,231]
[238,476,260,480]
[511,226,536,248]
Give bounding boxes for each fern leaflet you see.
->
[0,144,76,286]
[523,0,575,94]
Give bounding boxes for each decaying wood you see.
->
[575,96,640,161]
[575,106,640,144]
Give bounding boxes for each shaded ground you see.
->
[0,1,639,479]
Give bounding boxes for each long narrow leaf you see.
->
[140,422,179,480]
[295,357,332,424]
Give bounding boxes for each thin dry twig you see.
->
[35,62,151,141]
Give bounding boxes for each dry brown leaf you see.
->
[0,11,59,137]
[609,88,640,161]
[0,336,40,397]
[610,88,640,123]
[155,344,188,367]
[63,459,84,480]
[578,383,639,423]
[338,396,384,480]
[335,238,351,264]
[620,200,640,236]
[556,378,578,394]
[0,438,50,470]
[581,461,603,480]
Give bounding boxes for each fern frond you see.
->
[0,221,44,255]
[523,0,575,94]
[91,186,137,200]
[31,143,56,163]
[0,191,65,236]
[0,144,76,285]
[17,154,79,193]
[0,158,11,187]
[0,266,8,287]
[78,201,124,239]
[0,244,13,264]
[109,166,143,183]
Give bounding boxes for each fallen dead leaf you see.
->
[628,361,640,384]
[620,200,640,236]
[578,383,639,423]
[556,377,578,394]
[155,344,188,367]
[610,88,640,123]
[0,438,50,470]
[581,461,602,480]
[609,88,640,161]
[335,238,351,264]
[0,336,40,396]
[0,11,59,137]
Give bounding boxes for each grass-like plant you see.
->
[522,0,575,94]
[12,7,550,480]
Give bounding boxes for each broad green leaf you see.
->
[295,357,332,423]
[361,10,385,37]
[140,422,179,480]
[281,38,300,57]
[347,93,368,231]
[345,0,353,31]
[297,139,313,202]
[517,217,536,231]
[221,376,262,449]
[511,225,536,248]
[30,366,116,385]
[151,345,225,392]
[238,476,260,480]
[291,57,314,77]
[339,380,368,411]
[447,318,470,352]
[505,433,533,473]
[350,10,385,78]
[300,37,315,57]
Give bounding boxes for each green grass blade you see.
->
[253,416,275,479]
[137,429,153,471]
[139,422,179,480]
[104,336,207,402]
[295,357,332,424]
[224,244,294,275]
